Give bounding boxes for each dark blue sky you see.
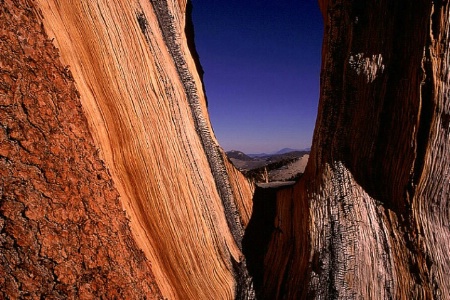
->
[191,0,323,153]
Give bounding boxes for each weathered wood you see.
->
[1,0,254,298]
[0,1,162,298]
[253,1,450,299]
[2,0,449,299]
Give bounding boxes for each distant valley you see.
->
[226,149,310,183]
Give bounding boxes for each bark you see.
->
[2,0,449,299]
[2,0,254,298]
[0,1,162,298]
[247,0,450,299]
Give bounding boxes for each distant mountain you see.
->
[226,150,255,161]
[226,149,310,183]
[247,152,269,158]
[274,148,301,155]
[248,147,310,158]
[229,148,311,174]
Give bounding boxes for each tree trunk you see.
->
[249,0,450,298]
[1,0,449,299]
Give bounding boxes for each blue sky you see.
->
[191,0,323,153]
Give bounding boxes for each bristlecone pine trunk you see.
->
[1,0,449,299]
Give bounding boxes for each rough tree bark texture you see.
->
[0,1,162,298]
[2,0,449,299]
[1,0,254,299]
[250,0,450,299]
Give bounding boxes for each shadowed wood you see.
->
[254,1,450,299]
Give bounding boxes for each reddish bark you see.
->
[0,1,162,298]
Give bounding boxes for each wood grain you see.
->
[3,0,449,299]
[2,0,254,298]
[254,1,450,298]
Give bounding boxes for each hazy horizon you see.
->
[226,146,311,155]
[192,0,323,154]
